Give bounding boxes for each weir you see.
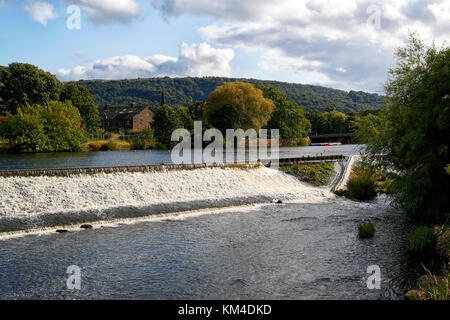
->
[0,156,353,235]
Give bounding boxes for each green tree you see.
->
[0,63,63,115]
[3,105,49,153]
[256,85,311,139]
[360,33,450,223]
[208,103,243,134]
[3,101,86,153]
[152,104,184,147]
[174,106,194,133]
[41,101,86,152]
[207,82,275,131]
[133,127,155,150]
[60,85,100,133]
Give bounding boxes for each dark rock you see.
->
[80,224,93,229]
[56,229,69,233]
[277,200,283,204]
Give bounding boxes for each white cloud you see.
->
[23,1,57,26]
[65,0,141,24]
[57,42,235,80]
[152,0,450,92]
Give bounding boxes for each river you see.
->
[0,145,362,170]
[0,144,417,300]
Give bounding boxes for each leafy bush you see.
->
[358,222,375,238]
[346,176,378,200]
[133,127,155,150]
[2,101,86,153]
[435,225,450,263]
[408,226,437,256]
[413,267,449,300]
[281,162,333,186]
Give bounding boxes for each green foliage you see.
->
[207,82,275,131]
[60,85,100,133]
[346,176,378,201]
[3,101,86,153]
[408,226,437,255]
[66,77,384,114]
[352,112,389,145]
[306,110,354,134]
[3,105,49,153]
[415,268,449,300]
[360,33,450,223]
[152,104,185,148]
[0,63,63,115]
[358,222,375,239]
[133,127,155,150]
[256,85,311,139]
[103,139,120,151]
[208,103,242,134]
[281,162,333,186]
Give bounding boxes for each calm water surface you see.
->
[0,145,363,170]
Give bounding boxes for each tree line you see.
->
[67,77,385,114]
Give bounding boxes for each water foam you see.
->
[0,166,331,218]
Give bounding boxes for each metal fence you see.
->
[87,133,139,141]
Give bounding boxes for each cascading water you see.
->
[0,165,336,234]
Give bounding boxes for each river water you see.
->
[0,145,362,170]
[0,197,415,300]
[0,144,417,300]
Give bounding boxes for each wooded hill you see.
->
[67,77,385,113]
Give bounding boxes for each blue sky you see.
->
[1,1,449,93]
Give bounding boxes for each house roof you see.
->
[100,104,154,120]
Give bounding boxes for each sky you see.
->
[0,0,449,94]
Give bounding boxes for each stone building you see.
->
[100,103,155,132]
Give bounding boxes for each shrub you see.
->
[358,222,375,238]
[2,101,86,153]
[408,226,437,256]
[414,267,449,300]
[435,225,450,263]
[85,140,108,151]
[281,162,333,186]
[346,176,377,200]
[133,127,155,150]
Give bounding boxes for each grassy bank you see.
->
[280,162,334,186]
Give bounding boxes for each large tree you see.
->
[152,104,184,147]
[60,84,100,133]
[3,101,86,153]
[358,33,450,223]
[207,82,275,131]
[0,63,63,115]
[256,85,311,139]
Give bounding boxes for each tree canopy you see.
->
[207,82,275,131]
[67,77,384,114]
[357,33,450,223]
[3,101,86,153]
[256,85,311,139]
[60,85,100,133]
[0,63,63,115]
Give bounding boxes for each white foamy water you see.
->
[0,167,332,217]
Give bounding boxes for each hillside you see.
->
[68,77,385,113]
